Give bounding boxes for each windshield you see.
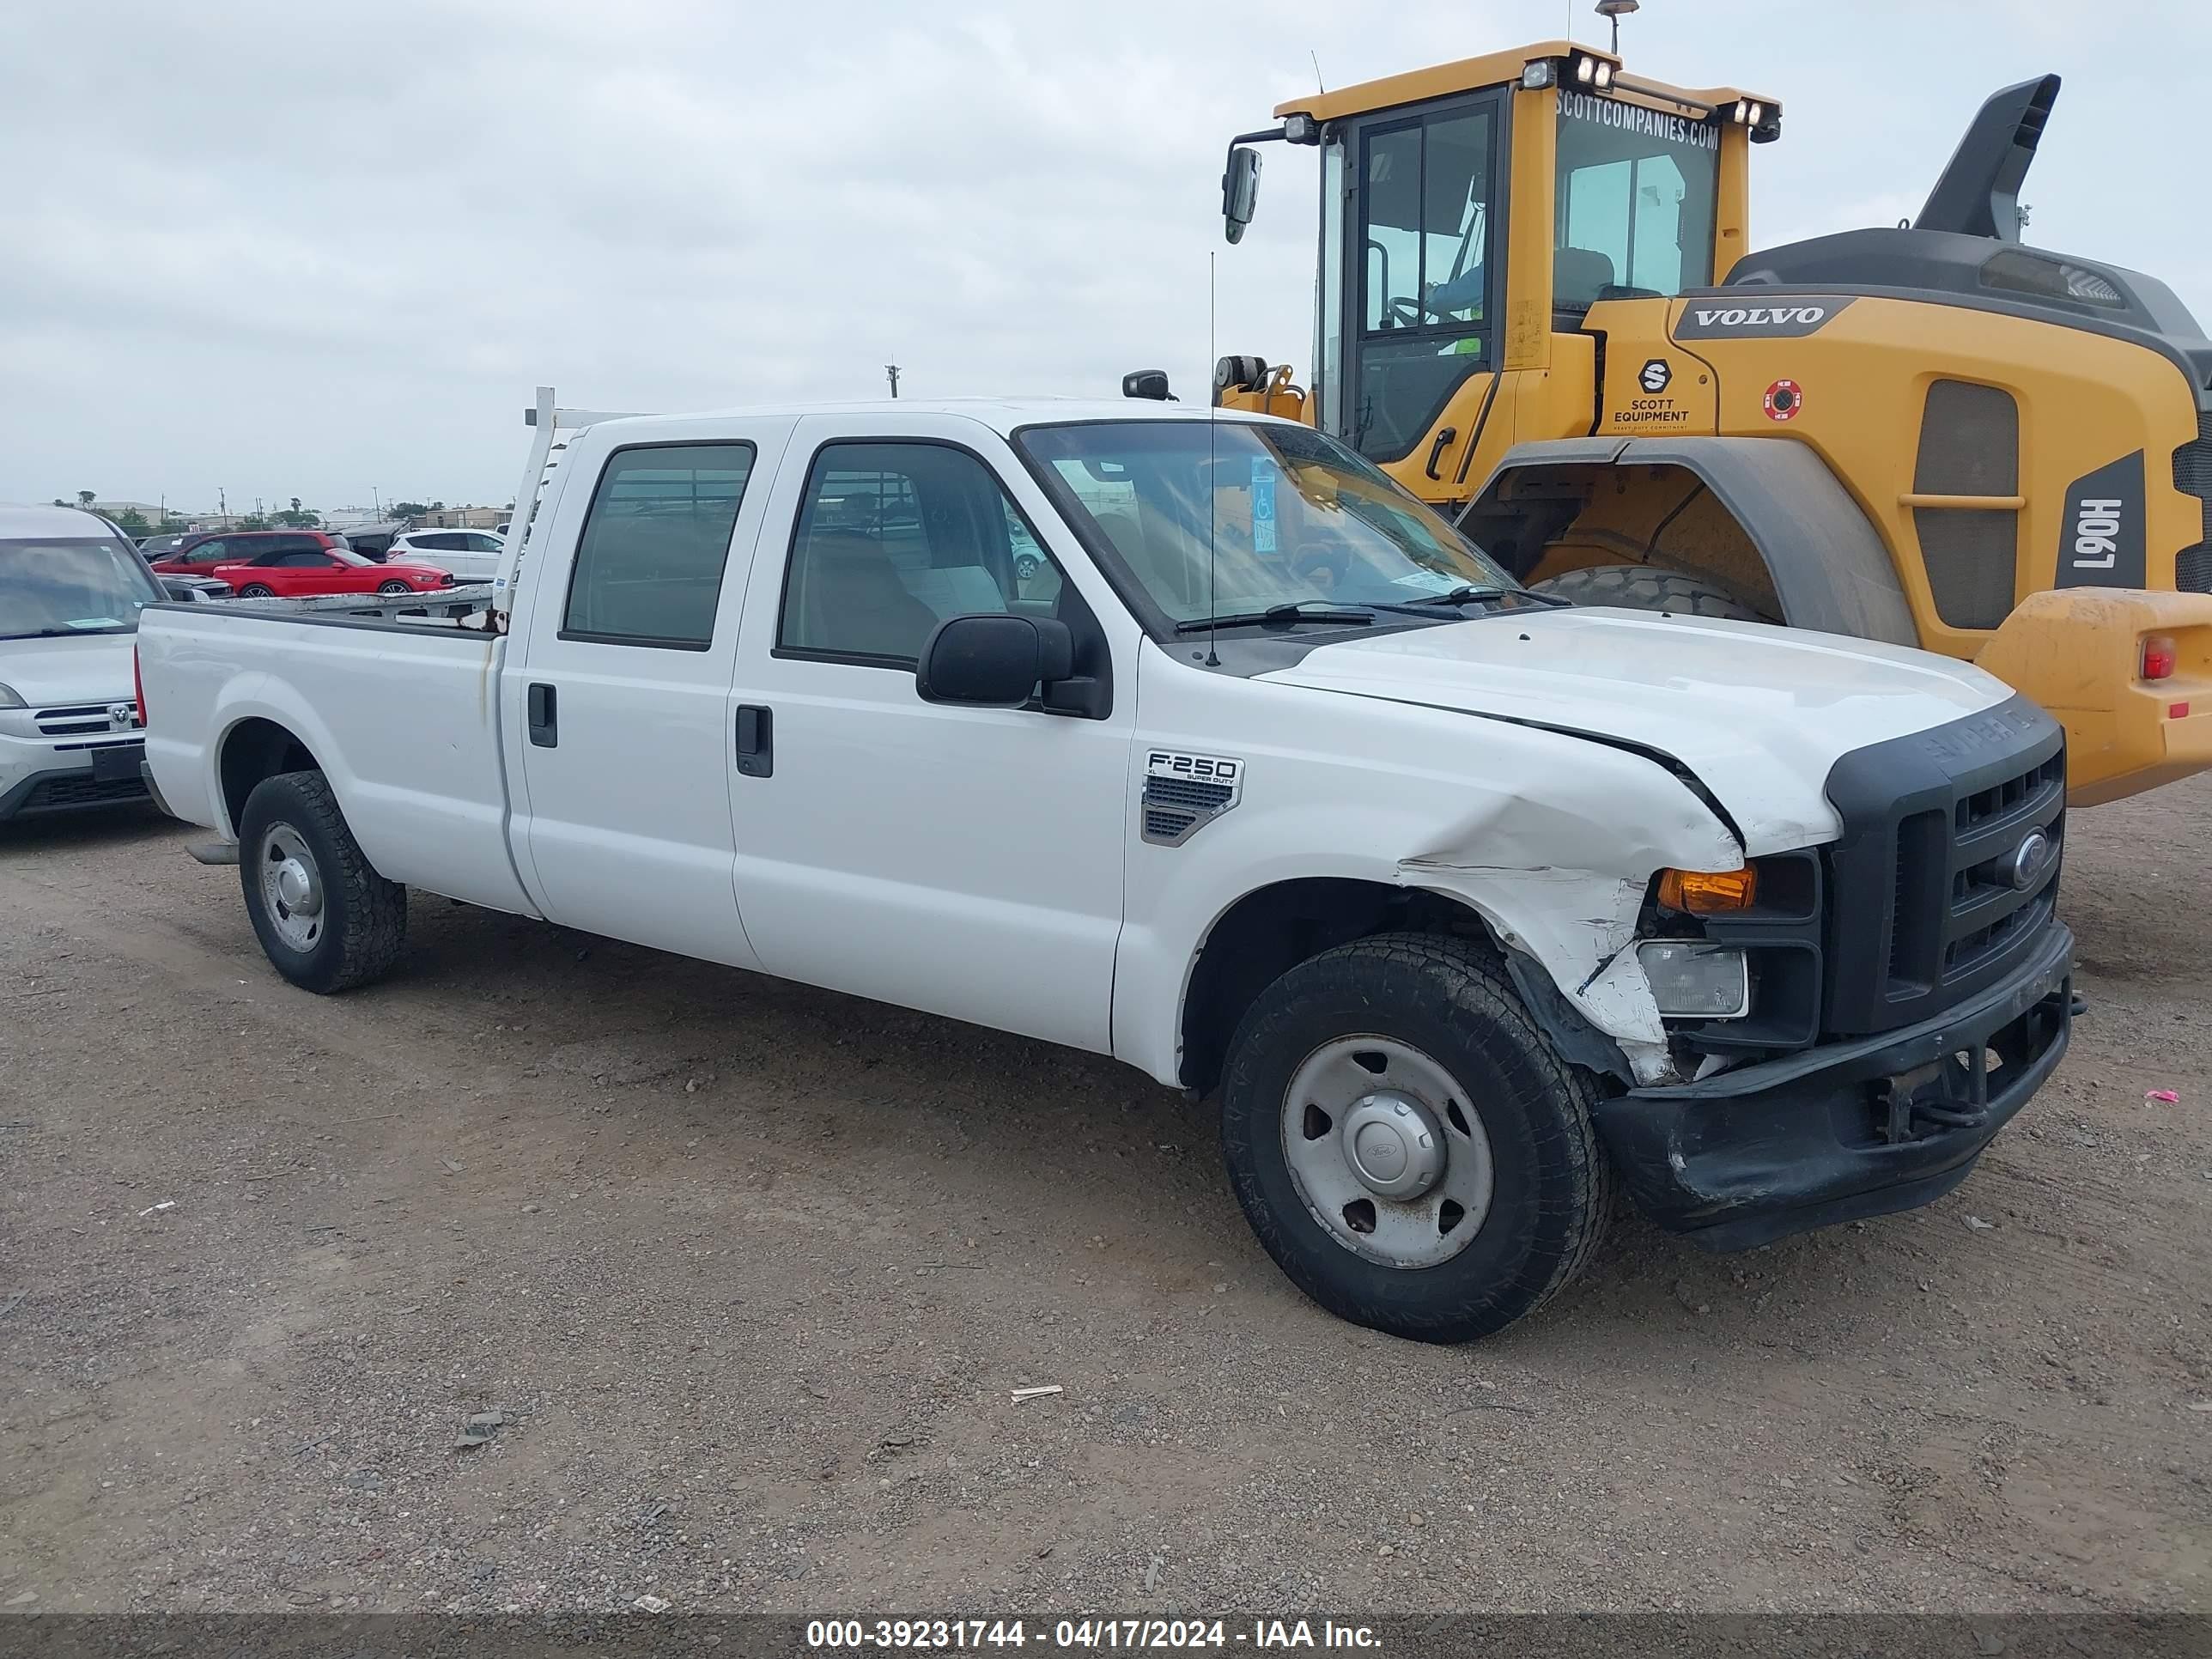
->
[0,537,165,640]
[329,546,374,567]
[1553,91,1721,309]
[1016,420,1516,627]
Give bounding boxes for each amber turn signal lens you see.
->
[1658,866,1758,913]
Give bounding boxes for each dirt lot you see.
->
[3,780,2209,1618]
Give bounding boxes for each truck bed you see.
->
[137,591,540,917]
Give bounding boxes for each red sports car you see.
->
[211,544,456,599]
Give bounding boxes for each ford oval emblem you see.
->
[2008,830,2053,891]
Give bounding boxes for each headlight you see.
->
[0,682,25,709]
[1638,940,1750,1018]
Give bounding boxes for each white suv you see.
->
[386,528,507,583]
[0,503,165,822]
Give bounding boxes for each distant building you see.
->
[416,506,507,530]
[90,499,170,521]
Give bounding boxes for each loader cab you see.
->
[1218,41,1770,501]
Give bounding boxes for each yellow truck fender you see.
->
[1473,435,1920,645]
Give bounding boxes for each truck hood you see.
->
[1257,607,2011,851]
[0,633,140,708]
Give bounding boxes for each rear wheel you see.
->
[238,770,407,993]
[1219,933,1611,1343]
[1530,562,1760,621]
[238,583,274,599]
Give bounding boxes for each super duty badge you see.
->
[1140,750,1243,847]
[1673,296,1856,340]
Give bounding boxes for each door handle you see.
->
[735,704,773,778]
[1424,424,1459,481]
[527,682,557,747]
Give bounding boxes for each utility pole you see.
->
[884,363,901,399]
[219,489,227,518]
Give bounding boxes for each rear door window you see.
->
[562,443,757,647]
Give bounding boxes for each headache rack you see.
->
[490,386,656,633]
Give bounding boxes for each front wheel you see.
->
[376,580,411,596]
[238,769,408,993]
[1219,933,1611,1344]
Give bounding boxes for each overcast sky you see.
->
[3,0,2204,513]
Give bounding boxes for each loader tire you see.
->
[239,769,408,994]
[1531,562,1760,621]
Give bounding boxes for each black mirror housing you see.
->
[1222,145,1261,244]
[1121,369,1174,402]
[916,614,1075,707]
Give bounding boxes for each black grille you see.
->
[2176,410,2212,592]
[21,773,149,811]
[1824,696,2065,1036]
[35,701,136,737]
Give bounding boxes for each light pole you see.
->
[884,363,902,399]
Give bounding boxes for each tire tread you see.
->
[240,769,407,993]
[1532,562,1759,621]
[1221,931,1613,1342]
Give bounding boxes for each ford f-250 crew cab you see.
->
[136,390,2075,1343]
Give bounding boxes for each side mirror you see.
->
[1222,145,1261,244]
[1121,369,1174,402]
[916,614,1074,708]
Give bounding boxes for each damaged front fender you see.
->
[1395,776,1743,1085]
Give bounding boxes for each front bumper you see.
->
[1592,921,2073,1251]
[0,744,150,823]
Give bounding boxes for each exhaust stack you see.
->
[1914,73,2061,242]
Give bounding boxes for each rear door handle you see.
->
[735,704,772,778]
[527,682,557,747]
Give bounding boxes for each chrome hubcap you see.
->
[258,823,325,951]
[1281,1036,1495,1268]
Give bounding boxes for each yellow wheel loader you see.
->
[1205,40,2212,805]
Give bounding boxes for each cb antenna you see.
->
[1206,251,1219,667]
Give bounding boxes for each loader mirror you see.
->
[1222,146,1261,244]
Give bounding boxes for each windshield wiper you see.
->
[0,625,131,641]
[1172,603,1378,634]
[1398,584,1567,610]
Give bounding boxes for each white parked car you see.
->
[137,396,2073,1342]
[386,528,507,583]
[0,503,164,820]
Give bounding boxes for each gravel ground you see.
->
[2,780,2209,1617]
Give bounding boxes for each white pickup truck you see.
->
[137,391,2075,1342]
